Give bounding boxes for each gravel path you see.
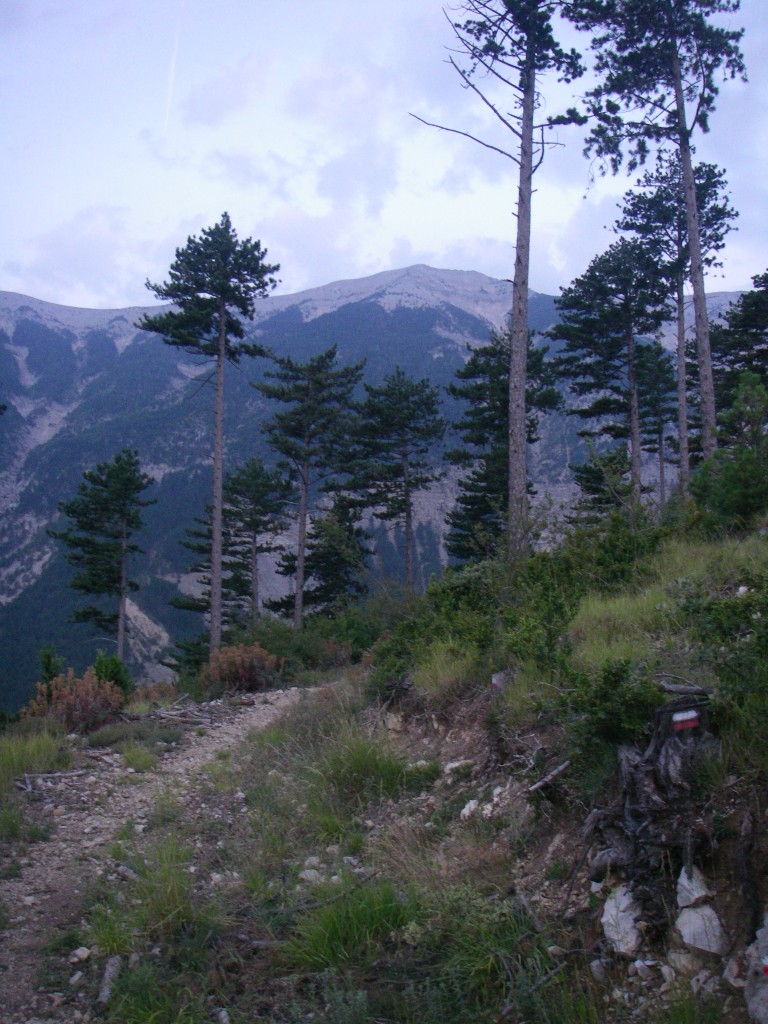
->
[0,688,304,1023]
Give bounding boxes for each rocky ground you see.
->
[0,688,303,1024]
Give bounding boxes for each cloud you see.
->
[180,54,269,128]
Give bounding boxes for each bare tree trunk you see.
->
[627,326,642,511]
[403,450,414,591]
[675,272,690,500]
[658,425,666,509]
[117,528,128,661]
[671,50,717,459]
[209,309,227,654]
[507,56,536,560]
[250,536,260,628]
[293,461,309,630]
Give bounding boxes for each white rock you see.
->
[460,799,479,820]
[676,905,727,955]
[304,856,322,868]
[677,866,710,908]
[601,885,643,956]
[298,869,323,884]
[69,946,91,963]
[443,759,474,776]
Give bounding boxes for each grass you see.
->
[0,726,70,797]
[120,742,158,772]
[411,638,484,707]
[284,879,421,969]
[87,719,184,750]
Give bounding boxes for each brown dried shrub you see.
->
[201,643,280,694]
[23,668,125,732]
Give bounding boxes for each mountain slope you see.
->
[0,267,739,712]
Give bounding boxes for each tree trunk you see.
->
[670,48,717,459]
[293,461,309,630]
[117,527,128,662]
[403,450,414,591]
[250,535,260,628]
[675,271,690,500]
[658,424,666,509]
[507,55,536,559]
[627,326,642,512]
[209,308,227,654]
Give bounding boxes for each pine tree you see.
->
[268,496,370,618]
[445,325,559,560]
[636,340,678,507]
[49,449,155,660]
[223,459,290,629]
[139,213,279,653]
[552,239,670,507]
[566,0,745,459]
[257,345,364,628]
[711,270,768,407]
[616,155,736,496]
[416,0,583,557]
[356,368,445,591]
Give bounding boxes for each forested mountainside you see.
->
[0,267,737,711]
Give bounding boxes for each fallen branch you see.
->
[528,759,571,794]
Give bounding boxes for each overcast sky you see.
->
[1,0,765,310]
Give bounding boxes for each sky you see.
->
[1,0,765,310]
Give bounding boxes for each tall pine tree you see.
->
[257,345,364,628]
[566,0,745,458]
[416,0,583,556]
[446,325,559,560]
[356,368,445,592]
[139,213,279,653]
[552,239,670,507]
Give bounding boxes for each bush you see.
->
[22,668,124,732]
[93,650,133,697]
[200,642,281,695]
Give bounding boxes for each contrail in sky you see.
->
[163,0,187,136]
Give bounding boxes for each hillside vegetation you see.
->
[2,511,767,1022]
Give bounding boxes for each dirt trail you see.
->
[0,688,303,1023]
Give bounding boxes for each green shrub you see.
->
[93,650,133,697]
[567,660,663,758]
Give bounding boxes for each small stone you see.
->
[298,869,323,884]
[590,959,609,985]
[723,957,746,991]
[69,971,84,986]
[53,806,65,817]
[691,969,712,996]
[69,946,91,964]
[547,945,567,958]
[304,856,322,868]
[460,799,479,820]
[660,964,676,985]
[634,960,654,981]
[668,949,703,976]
